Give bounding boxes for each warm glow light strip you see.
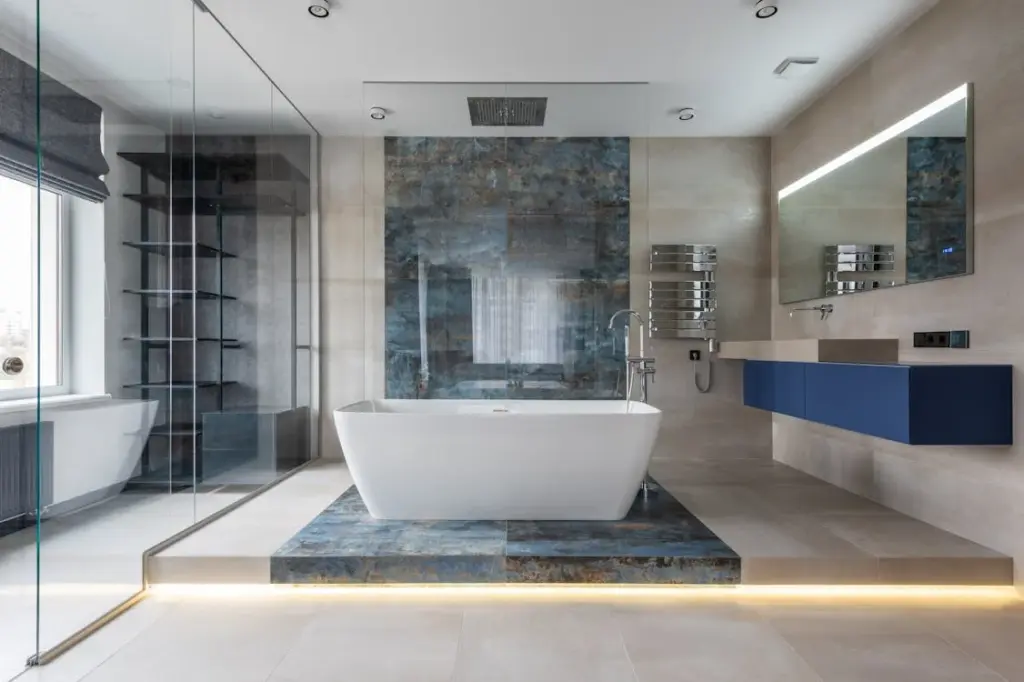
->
[148,583,1021,606]
[778,83,969,200]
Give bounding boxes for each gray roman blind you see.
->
[0,47,109,202]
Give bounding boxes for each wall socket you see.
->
[913,330,970,348]
[689,350,701,361]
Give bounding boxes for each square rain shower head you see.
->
[468,97,548,126]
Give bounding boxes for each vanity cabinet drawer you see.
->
[742,361,805,419]
[742,361,1012,446]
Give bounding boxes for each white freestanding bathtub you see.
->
[334,400,662,521]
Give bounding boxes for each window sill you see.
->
[0,393,112,415]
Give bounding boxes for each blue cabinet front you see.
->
[742,361,805,419]
[741,360,1012,446]
[804,363,911,443]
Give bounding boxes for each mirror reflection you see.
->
[778,86,971,303]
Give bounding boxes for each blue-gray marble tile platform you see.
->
[270,480,740,584]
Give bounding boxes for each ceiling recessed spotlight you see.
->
[369,107,387,121]
[308,0,331,18]
[677,107,696,121]
[754,0,778,19]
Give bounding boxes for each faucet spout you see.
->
[608,309,645,330]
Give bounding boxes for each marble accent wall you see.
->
[771,0,1024,584]
[383,137,630,400]
[906,137,969,282]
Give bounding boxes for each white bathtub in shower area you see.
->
[334,400,662,521]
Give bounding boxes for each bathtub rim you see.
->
[334,399,662,416]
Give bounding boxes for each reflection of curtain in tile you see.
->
[471,275,564,364]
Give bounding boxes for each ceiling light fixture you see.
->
[754,0,779,19]
[677,107,696,121]
[779,83,969,199]
[308,0,331,18]
[369,107,387,121]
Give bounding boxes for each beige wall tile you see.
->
[771,0,1024,584]
[638,138,773,465]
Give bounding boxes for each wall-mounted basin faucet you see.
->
[790,303,834,321]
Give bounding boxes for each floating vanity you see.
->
[740,358,1013,446]
[723,340,1012,446]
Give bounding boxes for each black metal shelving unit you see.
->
[118,147,307,490]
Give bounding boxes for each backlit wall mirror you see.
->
[778,84,973,304]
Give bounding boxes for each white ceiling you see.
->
[0,0,940,137]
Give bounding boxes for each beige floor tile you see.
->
[269,604,462,682]
[816,516,1006,559]
[79,600,316,682]
[742,557,880,585]
[618,605,821,682]
[925,610,1024,681]
[877,557,1013,585]
[781,632,1005,682]
[452,604,637,682]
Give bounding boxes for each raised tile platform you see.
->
[270,481,741,584]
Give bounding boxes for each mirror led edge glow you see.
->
[778,83,970,200]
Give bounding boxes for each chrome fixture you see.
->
[677,107,696,121]
[369,107,387,121]
[649,244,717,339]
[2,356,25,376]
[609,310,656,497]
[308,0,331,18]
[790,303,834,321]
[825,244,896,297]
[754,0,778,19]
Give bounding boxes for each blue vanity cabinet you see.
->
[743,361,1013,446]
[742,361,806,419]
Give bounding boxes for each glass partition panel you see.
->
[0,3,318,676]
[271,88,318,463]
[31,0,198,661]
[192,17,313,487]
[0,4,44,676]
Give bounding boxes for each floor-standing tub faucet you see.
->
[608,309,656,497]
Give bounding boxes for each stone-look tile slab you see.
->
[506,556,739,585]
[270,482,740,585]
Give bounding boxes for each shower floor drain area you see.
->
[269,481,740,585]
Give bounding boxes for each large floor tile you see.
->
[618,605,821,682]
[925,609,1024,681]
[268,604,462,682]
[780,632,1006,682]
[79,600,316,682]
[452,605,637,682]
